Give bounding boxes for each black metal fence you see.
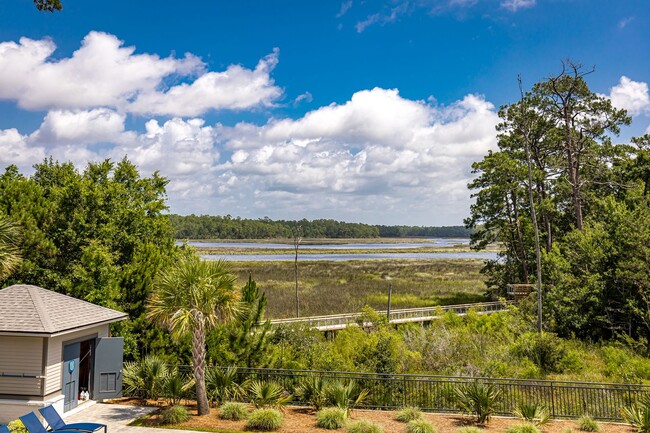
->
[203,366,649,421]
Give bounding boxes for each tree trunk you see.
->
[192,314,210,415]
[511,190,529,283]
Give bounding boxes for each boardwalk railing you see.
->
[269,301,513,331]
[208,367,649,421]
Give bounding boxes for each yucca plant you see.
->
[122,355,168,400]
[205,366,245,404]
[621,403,650,433]
[248,380,292,409]
[296,375,329,410]
[513,402,550,426]
[326,379,369,416]
[454,381,502,424]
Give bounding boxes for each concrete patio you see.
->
[63,403,181,433]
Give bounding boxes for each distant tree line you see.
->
[169,214,471,239]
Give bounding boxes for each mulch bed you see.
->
[112,399,635,433]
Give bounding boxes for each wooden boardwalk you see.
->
[269,301,513,331]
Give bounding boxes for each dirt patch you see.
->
[128,403,635,433]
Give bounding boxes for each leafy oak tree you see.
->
[0,158,177,358]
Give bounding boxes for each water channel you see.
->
[187,238,498,261]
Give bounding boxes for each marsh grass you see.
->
[229,259,487,318]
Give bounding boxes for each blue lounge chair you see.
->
[19,413,90,433]
[1,424,10,433]
[38,407,106,433]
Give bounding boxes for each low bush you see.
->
[505,423,542,433]
[7,420,28,433]
[218,401,250,420]
[407,419,436,433]
[347,420,383,433]
[316,407,347,429]
[396,407,422,422]
[159,405,190,424]
[246,409,284,431]
[578,415,600,432]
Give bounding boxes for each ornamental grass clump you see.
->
[218,401,250,421]
[316,407,347,429]
[407,418,436,433]
[159,405,190,425]
[578,415,600,432]
[506,423,542,433]
[396,407,423,422]
[347,419,383,433]
[246,409,284,431]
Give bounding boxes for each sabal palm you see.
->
[148,255,240,415]
[0,215,21,282]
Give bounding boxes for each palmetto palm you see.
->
[147,255,240,415]
[0,215,21,282]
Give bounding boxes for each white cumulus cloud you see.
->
[212,88,499,224]
[609,76,650,117]
[30,108,127,145]
[0,32,282,117]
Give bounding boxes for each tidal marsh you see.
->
[228,258,488,318]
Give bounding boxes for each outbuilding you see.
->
[0,284,127,423]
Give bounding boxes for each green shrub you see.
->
[454,381,502,424]
[248,380,292,409]
[347,419,383,433]
[505,423,542,433]
[407,419,436,433]
[512,333,567,374]
[218,401,250,421]
[159,405,190,425]
[7,420,28,433]
[578,415,600,432]
[513,402,550,426]
[456,428,483,433]
[246,409,283,431]
[621,403,650,433]
[316,407,347,429]
[164,367,194,405]
[395,407,422,423]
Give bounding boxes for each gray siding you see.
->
[0,336,43,395]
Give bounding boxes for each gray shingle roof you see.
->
[0,284,127,335]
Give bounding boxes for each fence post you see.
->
[550,382,556,418]
[403,375,407,408]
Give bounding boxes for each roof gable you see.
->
[0,284,127,335]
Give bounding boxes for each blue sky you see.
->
[0,0,648,225]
